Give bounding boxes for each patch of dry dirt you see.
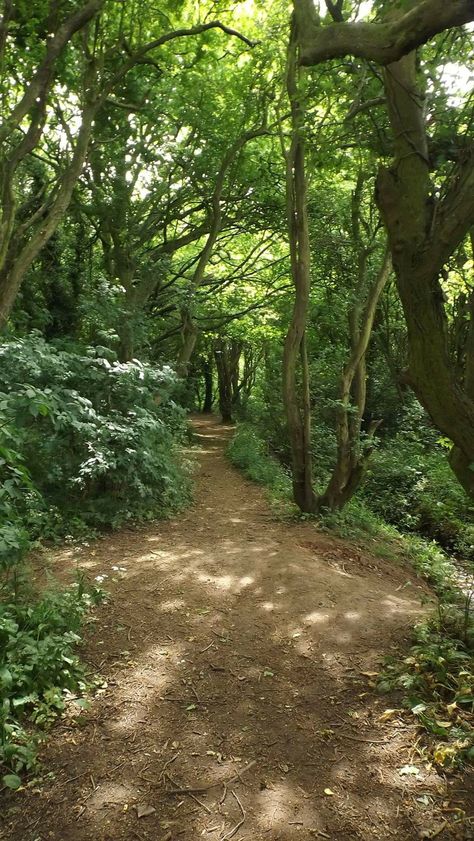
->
[1,415,473,841]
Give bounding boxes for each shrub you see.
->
[380,602,474,769]
[0,336,191,541]
[362,435,474,559]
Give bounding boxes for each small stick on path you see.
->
[219,789,246,841]
[164,760,256,795]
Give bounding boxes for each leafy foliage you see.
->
[227,422,292,502]
[361,421,474,559]
[0,577,105,788]
[0,336,191,552]
[380,604,474,769]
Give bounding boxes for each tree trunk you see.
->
[281,19,318,514]
[377,52,474,495]
[319,248,391,510]
[0,99,97,328]
[291,0,474,498]
[176,309,199,377]
[214,341,234,423]
[202,357,214,413]
[214,339,241,423]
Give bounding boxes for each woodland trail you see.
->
[1,416,473,841]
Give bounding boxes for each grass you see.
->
[227,422,294,516]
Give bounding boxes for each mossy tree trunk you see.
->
[377,52,474,496]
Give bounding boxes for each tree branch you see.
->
[294,0,474,66]
[0,0,103,142]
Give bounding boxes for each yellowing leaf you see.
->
[324,788,335,796]
[378,708,400,722]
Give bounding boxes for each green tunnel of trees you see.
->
[2,0,474,547]
[1,0,474,783]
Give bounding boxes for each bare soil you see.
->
[1,415,473,841]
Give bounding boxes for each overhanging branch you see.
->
[294,0,474,66]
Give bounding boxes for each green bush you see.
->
[0,336,194,788]
[380,604,474,769]
[0,336,191,545]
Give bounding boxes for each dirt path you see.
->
[1,416,472,841]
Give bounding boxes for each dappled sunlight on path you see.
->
[1,415,471,841]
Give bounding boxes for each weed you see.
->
[0,576,106,789]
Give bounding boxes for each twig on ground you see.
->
[160,751,180,778]
[63,770,89,784]
[337,733,387,744]
[189,792,212,814]
[164,760,256,795]
[219,789,246,841]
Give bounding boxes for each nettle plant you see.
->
[0,335,191,544]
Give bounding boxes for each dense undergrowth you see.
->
[240,395,474,560]
[0,336,192,789]
[0,575,105,789]
[228,418,474,769]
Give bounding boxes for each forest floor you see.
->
[1,415,473,841]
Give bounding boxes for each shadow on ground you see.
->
[1,416,472,841]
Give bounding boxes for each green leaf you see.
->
[2,774,22,790]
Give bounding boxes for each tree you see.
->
[0,1,256,329]
[291,0,474,496]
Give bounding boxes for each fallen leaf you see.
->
[323,788,335,796]
[399,764,421,778]
[2,774,22,790]
[136,803,156,818]
[378,708,400,722]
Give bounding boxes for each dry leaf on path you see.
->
[136,803,156,818]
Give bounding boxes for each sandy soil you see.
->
[1,415,472,841]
